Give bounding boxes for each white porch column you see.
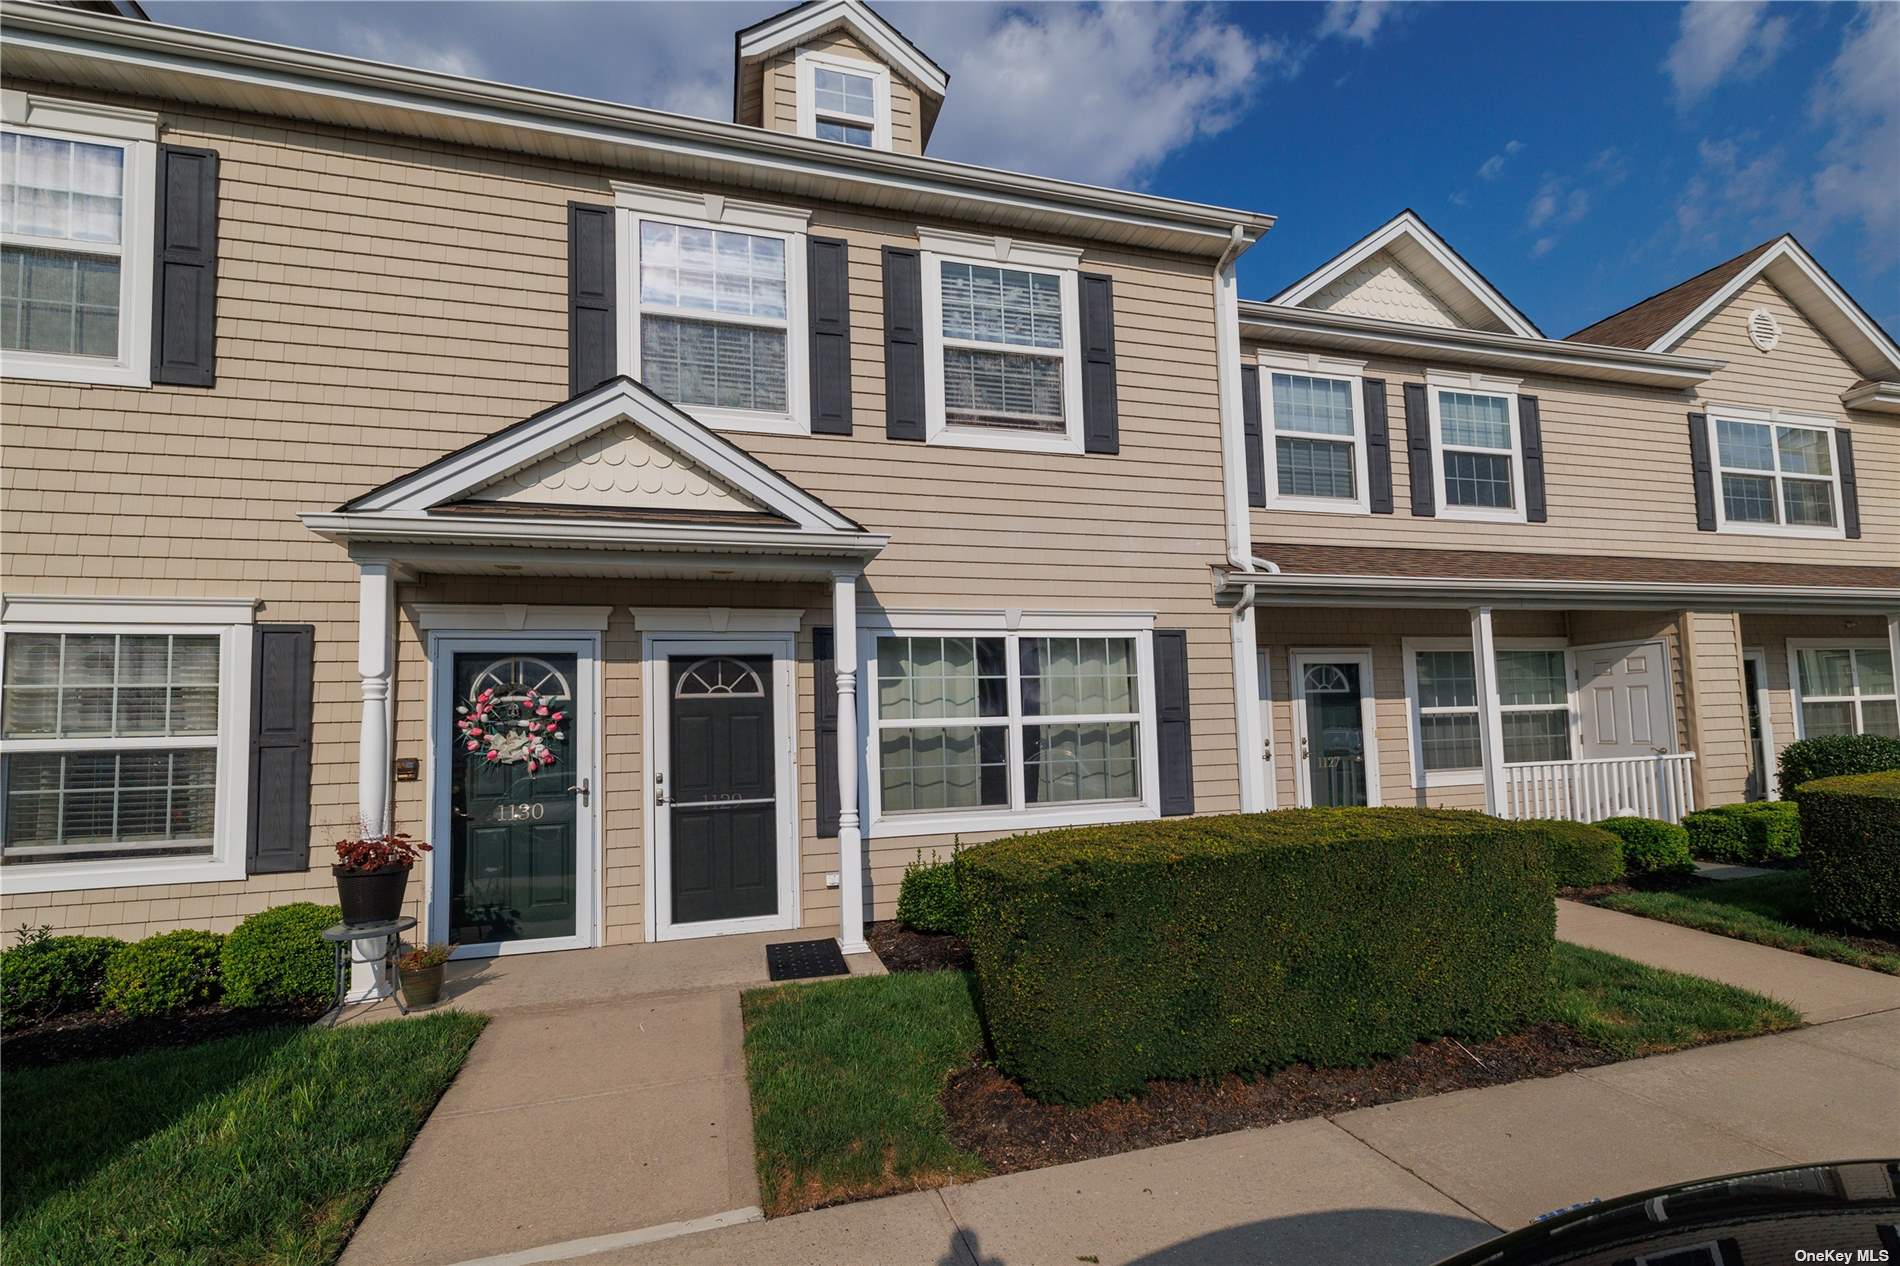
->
[833,570,869,955]
[1470,606,1507,817]
[1230,600,1267,812]
[1890,614,1900,710]
[350,562,397,1005]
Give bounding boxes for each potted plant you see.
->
[332,828,431,927]
[397,943,455,1007]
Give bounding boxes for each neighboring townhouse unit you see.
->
[0,0,1271,957]
[1227,213,1899,823]
[0,1,1893,966]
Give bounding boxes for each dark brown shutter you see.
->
[1079,271,1119,455]
[247,624,314,875]
[1518,394,1547,523]
[807,236,853,435]
[882,246,926,440]
[1836,427,1861,539]
[150,145,219,387]
[1403,382,1435,517]
[1155,628,1195,816]
[1363,377,1393,514]
[1687,411,1716,532]
[1240,364,1266,507]
[813,627,840,838]
[568,202,615,397]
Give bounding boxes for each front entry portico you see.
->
[303,377,888,972]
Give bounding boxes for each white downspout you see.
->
[1214,225,1269,813]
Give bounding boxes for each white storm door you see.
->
[1575,641,1675,759]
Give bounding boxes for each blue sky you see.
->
[146,1,1899,336]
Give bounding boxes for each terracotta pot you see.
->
[402,962,445,1008]
[333,863,410,926]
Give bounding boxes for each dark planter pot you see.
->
[333,864,410,926]
[402,963,445,1008]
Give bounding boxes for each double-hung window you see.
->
[1792,644,1897,739]
[796,51,890,150]
[1709,410,1843,537]
[1405,640,1573,785]
[919,230,1084,454]
[1428,371,1524,521]
[1,97,157,387]
[0,598,254,891]
[1259,352,1369,512]
[617,183,810,435]
[868,622,1157,834]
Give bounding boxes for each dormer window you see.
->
[796,50,890,150]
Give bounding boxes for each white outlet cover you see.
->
[825,872,841,888]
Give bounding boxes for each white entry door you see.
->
[1575,640,1675,758]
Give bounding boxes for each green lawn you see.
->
[741,944,1797,1214]
[2,1011,486,1266]
[1597,872,1900,976]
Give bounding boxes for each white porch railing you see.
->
[1501,752,1697,825]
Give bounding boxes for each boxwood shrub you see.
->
[102,929,224,1017]
[957,807,1555,1105]
[221,902,341,1009]
[894,856,965,936]
[0,930,123,1026]
[1682,801,1801,865]
[1596,817,1695,877]
[1539,819,1625,887]
[1778,734,1900,797]
[1794,771,1900,933]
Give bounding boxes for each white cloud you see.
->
[1663,1,1789,107]
[1316,0,1400,44]
[1805,2,1900,270]
[1448,190,1469,208]
[1477,139,1523,181]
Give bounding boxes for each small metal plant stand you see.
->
[320,916,417,1027]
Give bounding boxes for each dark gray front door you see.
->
[668,655,777,924]
[1302,660,1368,807]
[449,651,579,945]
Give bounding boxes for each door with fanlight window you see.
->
[1291,652,1375,808]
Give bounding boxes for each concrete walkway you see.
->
[1556,898,1900,1022]
[340,932,882,1266]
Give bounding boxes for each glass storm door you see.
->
[1301,660,1368,807]
[666,655,778,924]
[448,652,580,946]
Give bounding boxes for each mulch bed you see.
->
[866,919,972,972]
[1,1003,323,1070]
[870,923,1616,1175]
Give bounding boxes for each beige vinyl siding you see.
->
[1740,612,1896,789]
[0,86,1235,940]
[1243,326,1898,564]
[1678,611,1750,807]
[756,29,925,154]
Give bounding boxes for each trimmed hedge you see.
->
[1540,819,1625,887]
[1683,801,1802,865]
[1,931,122,1026]
[958,808,1555,1105]
[1794,771,1900,933]
[1779,734,1900,797]
[102,929,224,1017]
[1596,817,1695,877]
[894,856,966,936]
[222,902,341,1009]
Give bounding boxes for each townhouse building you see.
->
[1,0,1893,965]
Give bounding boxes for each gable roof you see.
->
[1269,210,1543,339]
[1566,235,1900,380]
[734,0,949,143]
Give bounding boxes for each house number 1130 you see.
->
[494,802,546,822]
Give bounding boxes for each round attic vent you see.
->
[1747,306,1781,352]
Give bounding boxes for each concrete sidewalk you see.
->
[530,1007,1900,1266]
[1556,898,1900,1022]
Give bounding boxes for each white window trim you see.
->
[1401,637,1576,789]
[612,181,812,437]
[1787,638,1895,740]
[1,94,159,388]
[918,227,1087,456]
[858,609,1159,838]
[1426,368,1526,524]
[1257,349,1371,514]
[1705,405,1847,541]
[794,48,891,151]
[0,595,256,893]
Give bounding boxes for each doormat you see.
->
[765,938,849,982]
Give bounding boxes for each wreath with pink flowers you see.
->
[455,685,567,773]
